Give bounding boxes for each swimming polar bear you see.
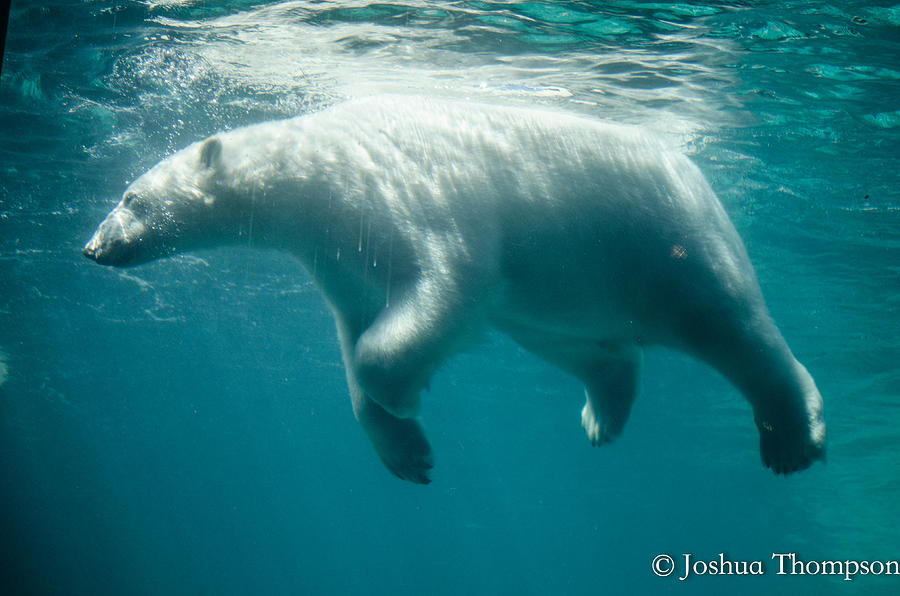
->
[83,96,826,483]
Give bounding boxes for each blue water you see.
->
[1,1,899,594]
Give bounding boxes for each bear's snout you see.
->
[83,208,147,267]
[82,232,133,266]
[82,243,99,261]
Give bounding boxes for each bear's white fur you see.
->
[84,96,826,483]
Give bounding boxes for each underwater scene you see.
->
[1,1,898,594]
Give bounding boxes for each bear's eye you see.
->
[122,191,137,206]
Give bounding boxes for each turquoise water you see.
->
[1,1,899,594]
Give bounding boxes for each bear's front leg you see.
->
[337,319,435,483]
[352,389,435,484]
[353,275,480,419]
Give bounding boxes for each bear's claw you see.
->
[581,400,622,446]
[755,374,826,475]
[381,448,434,484]
[758,419,826,475]
[368,415,435,484]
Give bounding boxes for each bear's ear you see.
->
[199,137,223,170]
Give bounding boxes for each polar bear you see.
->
[84,96,825,483]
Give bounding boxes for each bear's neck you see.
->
[206,120,419,320]
[219,167,412,321]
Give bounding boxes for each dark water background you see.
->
[1,1,899,594]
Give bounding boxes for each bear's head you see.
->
[84,137,232,267]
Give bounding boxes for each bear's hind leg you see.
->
[751,358,826,474]
[580,346,642,446]
[676,307,826,474]
[502,325,642,446]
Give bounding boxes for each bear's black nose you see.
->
[83,245,97,260]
